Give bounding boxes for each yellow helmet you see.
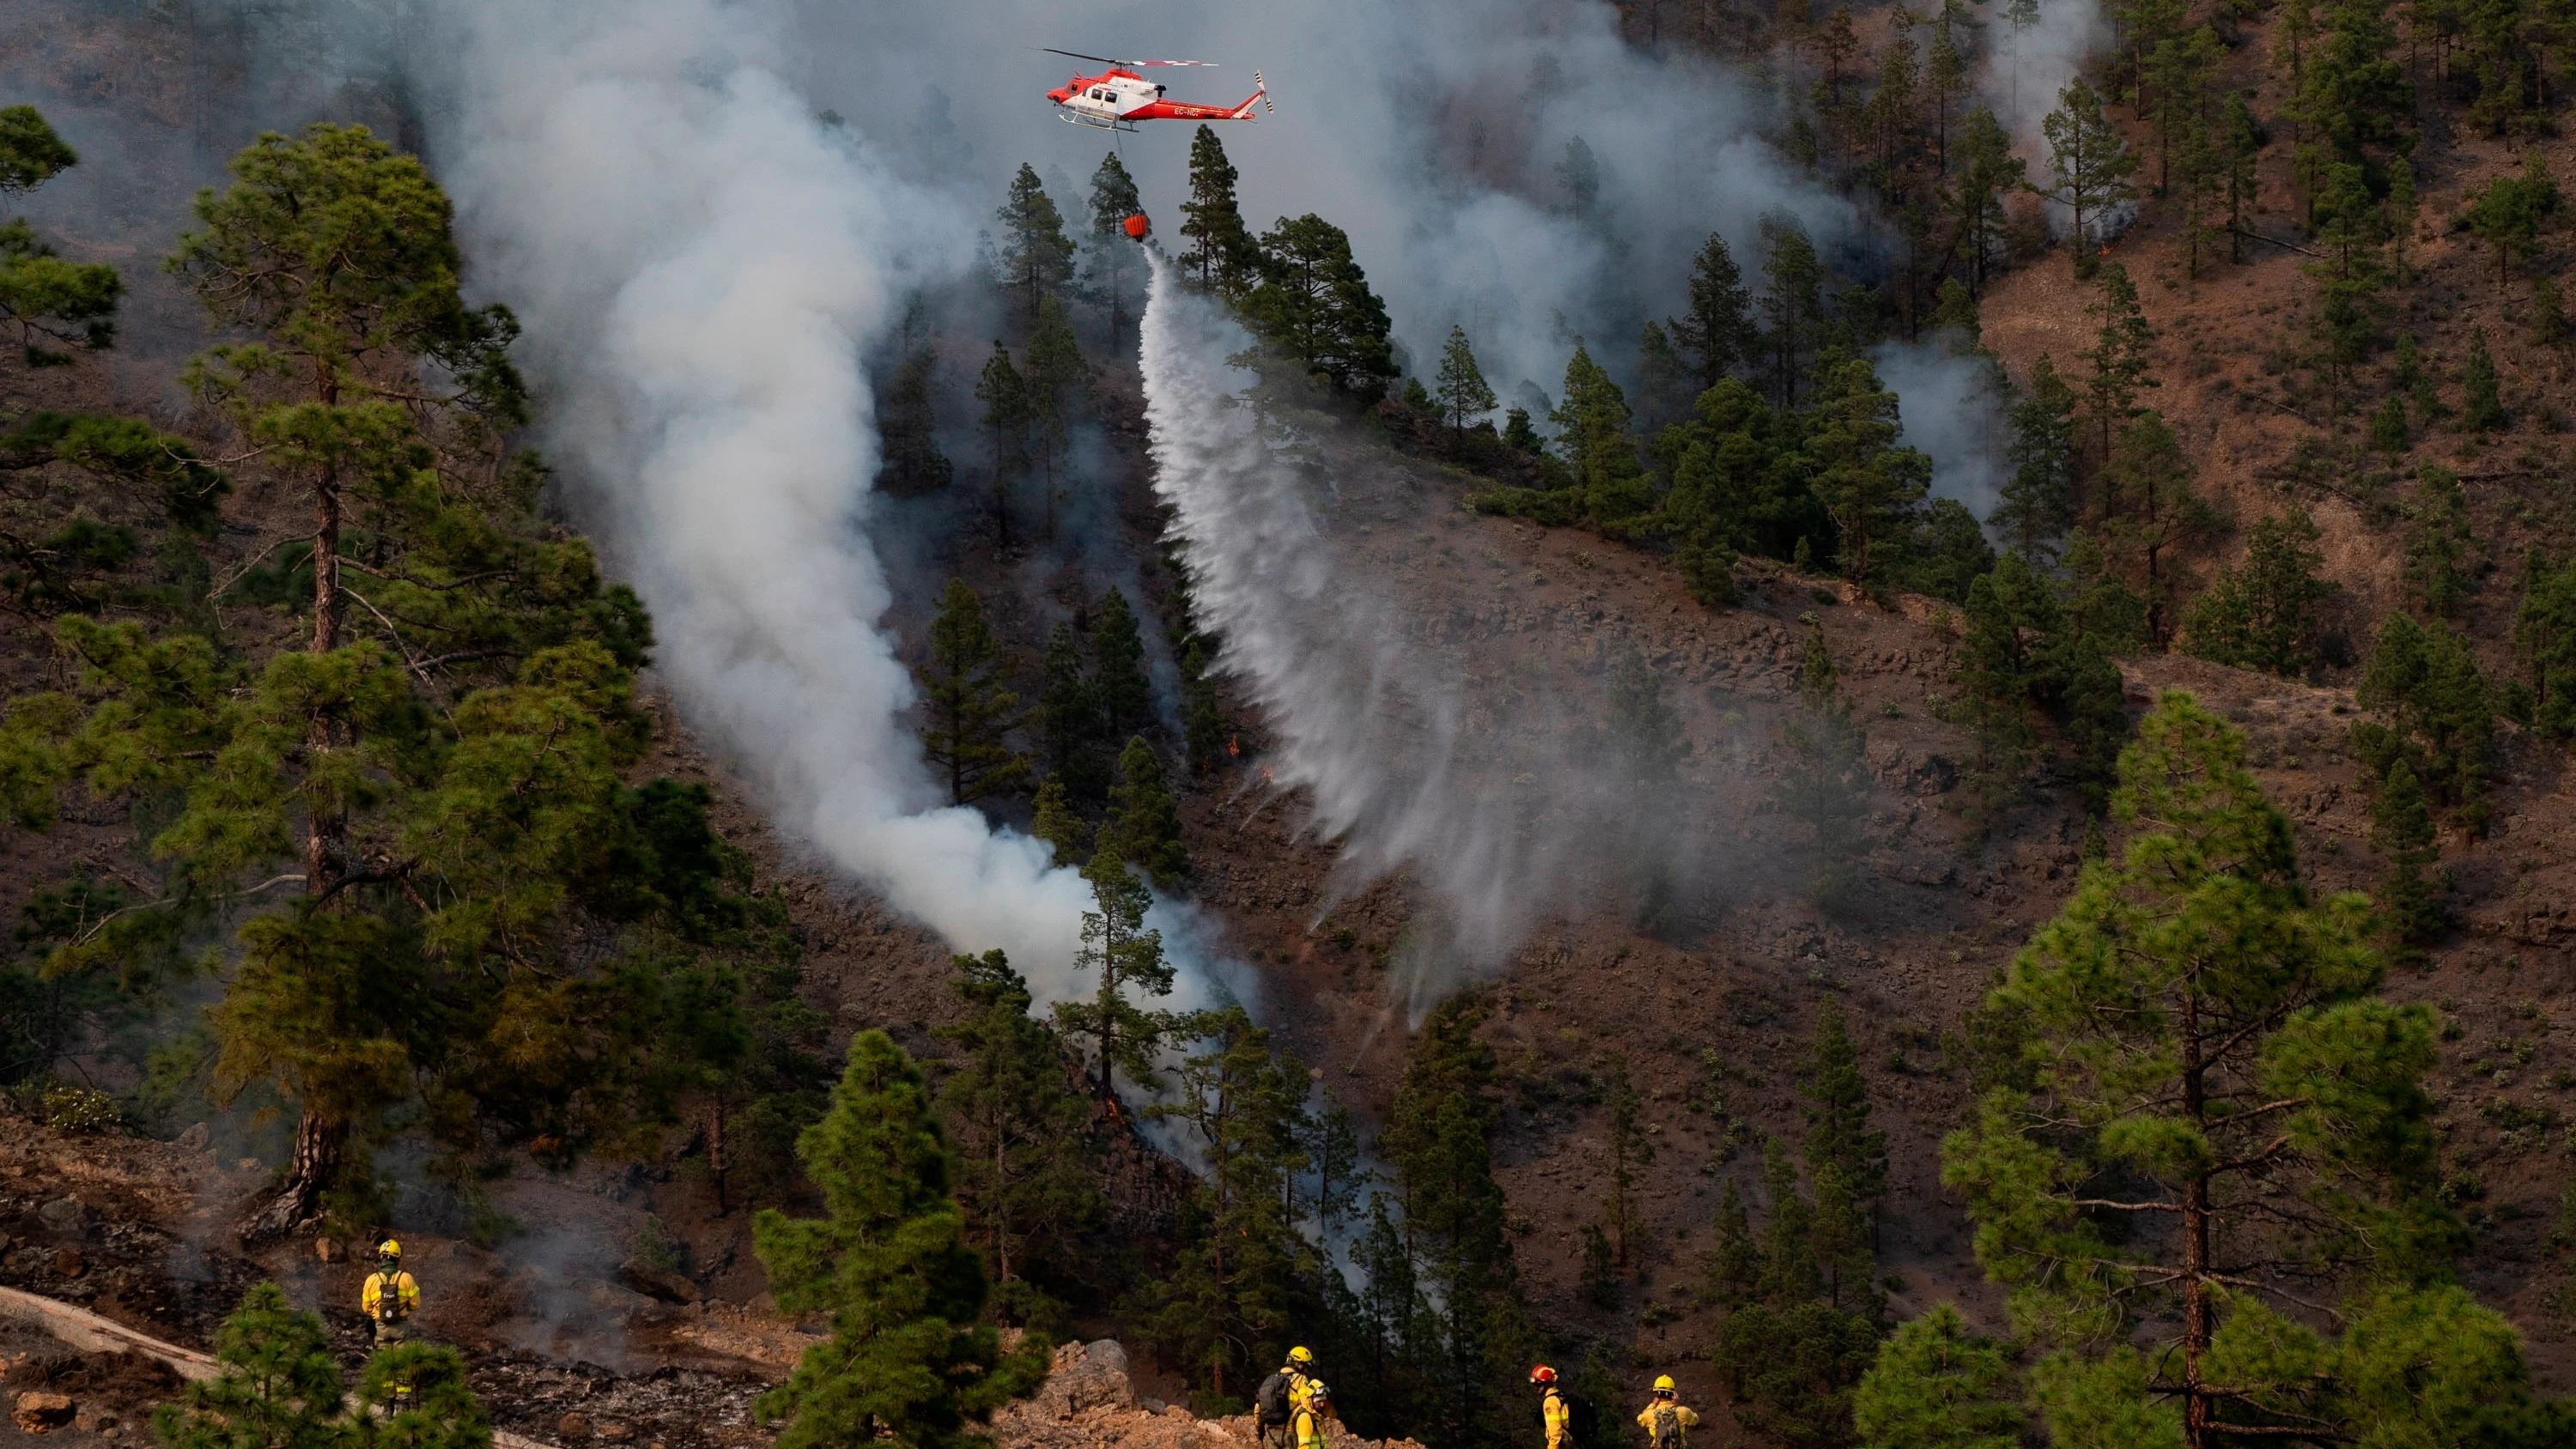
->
[377,1240,402,1260]
[1287,1346,1313,1367]
[1307,1381,1330,1401]
[1653,1375,1675,1394]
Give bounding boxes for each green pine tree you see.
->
[1940,693,2536,1449]
[2464,328,2505,431]
[0,104,118,365]
[1700,1179,1764,1310]
[1099,736,1188,888]
[1550,344,1650,524]
[877,349,953,498]
[1086,152,1145,341]
[975,342,1031,548]
[1244,214,1397,397]
[2354,610,2494,829]
[933,951,1102,1326]
[1053,858,1174,1106]
[2369,758,2444,966]
[1024,297,1085,540]
[1775,615,1872,906]
[1178,126,1258,296]
[1851,1305,2020,1449]
[2402,465,2471,619]
[2180,506,2332,676]
[1433,325,1498,442]
[1028,777,1090,868]
[2038,76,2141,272]
[1991,355,2078,563]
[1090,587,1152,743]
[1806,349,1932,587]
[915,580,1028,808]
[1759,216,1824,408]
[995,164,1077,324]
[2515,549,2576,741]
[1671,231,1756,389]
[153,1282,345,1449]
[753,1032,1042,1449]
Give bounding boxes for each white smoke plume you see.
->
[1870,340,2013,521]
[408,0,1240,1013]
[1980,0,2112,161]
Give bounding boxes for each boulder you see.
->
[13,1392,75,1434]
[1029,1339,1137,1420]
[617,1258,702,1305]
[35,1198,85,1237]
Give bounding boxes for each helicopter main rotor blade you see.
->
[1039,47,1217,67]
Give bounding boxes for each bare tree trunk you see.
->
[243,1111,342,1242]
[709,1098,729,1216]
[2181,988,2212,1449]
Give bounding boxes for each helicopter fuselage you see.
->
[1048,67,1263,128]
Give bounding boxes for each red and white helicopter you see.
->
[1043,49,1272,130]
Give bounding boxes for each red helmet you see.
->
[1529,1366,1558,1385]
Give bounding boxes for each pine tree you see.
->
[351,1342,489,1449]
[1135,1006,1316,1398]
[1851,1305,2020,1449]
[1086,152,1145,341]
[2038,76,2141,271]
[1992,355,2078,562]
[1671,231,1756,389]
[1760,217,1824,407]
[153,1283,345,1449]
[1053,858,1174,1106]
[1602,1052,1643,1267]
[2354,611,2494,829]
[2180,506,2332,676]
[877,350,952,498]
[1090,587,1152,743]
[1700,1179,1764,1309]
[1941,693,2516,1449]
[995,164,1077,324]
[1098,736,1188,888]
[1550,344,1651,524]
[2402,465,2471,619]
[975,343,1031,547]
[1024,297,1085,539]
[2464,328,2505,431]
[1179,636,1226,775]
[1800,999,1886,1257]
[1806,349,1932,586]
[1041,620,1107,805]
[2222,92,2262,264]
[1433,325,1498,441]
[1774,614,1872,906]
[2369,759,2443,965]
[933,951,1101,1322]
[1945,108,2026,293]
[1634,319,1694,433]
[1244,214,1397,397]
[1178,126,1257,296]
[914,580,1028,809]
[2098,410,2208,645]
[1029,777,1089,867]
[2515,550,2576,741]
[2080,262,2160,465]
[0,105,118,365]
[753,1032,1041,1449]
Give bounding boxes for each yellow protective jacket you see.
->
[1293,1405,1329,1449]
[1542,1389,1572,1449]
[361,1270,419,1322]
[1636,1401,1699,1449]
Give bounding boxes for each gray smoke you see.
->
[1871,339,2013,521]
[406,0,1240,1014]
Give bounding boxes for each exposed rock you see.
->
[173,1124,210,1153]
[557,1413,593,1439]
[991,1342,1425,1449]
[34,1199,84,1237]
[617,1258,702,1305]
[13,1391,76,1434]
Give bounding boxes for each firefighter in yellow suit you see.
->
[1293,1382,1333,1449]
[361,1240,420,1344]
[1635,1376,1699,1449]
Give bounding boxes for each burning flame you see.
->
[1226,735,1241,757]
